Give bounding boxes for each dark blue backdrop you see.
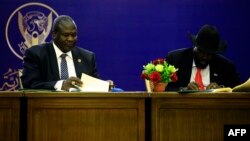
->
[1,0,249,91]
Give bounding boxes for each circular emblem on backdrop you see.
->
[5,2,59,60]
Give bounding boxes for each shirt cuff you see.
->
[54,80,64,91]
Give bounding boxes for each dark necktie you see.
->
[195,67,204,90]
[60,54,69,79]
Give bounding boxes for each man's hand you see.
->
[187,81,200,90]
[206,82,220,90]
[61,76,83,91]
[106,80,115,91]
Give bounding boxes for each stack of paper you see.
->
[72,73,110,92]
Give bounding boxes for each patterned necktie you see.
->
[60,54,69,79]
[195,67,204,90]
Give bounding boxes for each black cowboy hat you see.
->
[190,24,227,54]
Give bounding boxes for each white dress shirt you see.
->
[53,42,77,90]
[190,60,210,88]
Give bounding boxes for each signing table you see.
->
[0,92,21,141]
[150,92,250,141]
[25,92,147,141]
[1,91,250,141]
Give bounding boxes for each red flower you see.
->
[141,58,178,83]
[149,71,161,83]
[141,73,148,80]
[171,72,178,82]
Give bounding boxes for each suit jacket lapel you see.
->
[47,43,60,80]
[182,49,193,85]
[209,62,219,82]
[71,48,85,78]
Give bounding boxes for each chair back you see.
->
[18,69,23,89]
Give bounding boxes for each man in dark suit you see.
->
[21,15,99,91]
[166,24,240,91]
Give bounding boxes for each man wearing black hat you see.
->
[166,24,240,91]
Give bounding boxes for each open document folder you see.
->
[213,77,250,92]
[71,73,110,92]
[178,77,250,93]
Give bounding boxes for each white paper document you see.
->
[77,73,110,92]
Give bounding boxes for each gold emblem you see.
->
[5,2,59,60]
[18,11,52,48]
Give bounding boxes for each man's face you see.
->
[53,21,77,53]
[193,47,213,69]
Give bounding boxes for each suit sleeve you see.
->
[21,48,57,90]
[88,52,100,78]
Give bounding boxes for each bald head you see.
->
[52,15,77,33]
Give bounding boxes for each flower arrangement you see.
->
[141,58,178,83]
